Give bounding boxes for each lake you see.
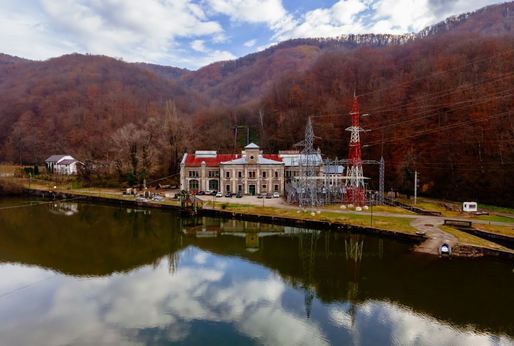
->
[0,198,512,345]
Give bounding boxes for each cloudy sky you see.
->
[0,0,505,69]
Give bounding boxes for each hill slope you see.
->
[0,54,202,162]
[0,1,513,203]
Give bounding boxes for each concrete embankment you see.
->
[24,188,514,260]
[27,188,425,244]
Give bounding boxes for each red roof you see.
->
[263,154,282,161]
[184,154,240,167]
[184,153,283,167]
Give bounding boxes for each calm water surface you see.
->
[0,198,512,346]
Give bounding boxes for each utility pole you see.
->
[414,170,418,205]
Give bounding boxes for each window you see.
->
[274,184,279,192]
[226,171,230,178]
[189,170,199,178]
[262,184,267,190]
[275,171,279,178]
[238,185,243,192]
[208,171,219,178]
[226,185,231,192]
[262,171,267,178]
[209,179,219,191]
[238,171,242,178]
[189,179,199,190]
[249,171,256,178]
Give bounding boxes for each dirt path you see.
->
[410,217,457,255]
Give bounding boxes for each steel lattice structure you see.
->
[343,96,367,206]
[298,117,323,209]
[286,103,385,207]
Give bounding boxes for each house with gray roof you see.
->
[45,155,80,175]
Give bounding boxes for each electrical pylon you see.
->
[343,95,367,206]
[298,117,321,209]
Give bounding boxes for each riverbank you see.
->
[16,181,513,260]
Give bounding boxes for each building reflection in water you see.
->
[48,202,79,216]
[0,203,513,345]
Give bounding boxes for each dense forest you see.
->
[0,2,513,205]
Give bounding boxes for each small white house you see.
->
[45,155,80,175]
[463,202,478,212]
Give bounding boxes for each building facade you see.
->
[180,144,345,196]
[180,143,284,195]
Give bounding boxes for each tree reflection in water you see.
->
[0,200,512,345]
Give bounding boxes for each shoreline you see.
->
[18,187,514,260]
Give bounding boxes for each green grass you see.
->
[322,204,413,215]
[478,203,514,215]
[396,197,461,217]
[441,225,512,252]
[473,224,514,237]
[475,214,514,223]
[217,203,417,235]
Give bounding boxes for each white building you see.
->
[180,143,284,195]
[45,155,80,175]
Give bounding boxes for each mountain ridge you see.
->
[0,1,513,203]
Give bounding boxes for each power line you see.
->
[365,110,512,146]
[312,91,513,137]
[309,73,514,131]
[368,91,514,132]
[356,47,514,99]
[363,72,514,116]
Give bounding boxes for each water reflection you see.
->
[48,202,79,216]
[0,200,512,345]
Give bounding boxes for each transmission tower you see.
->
[343,95,367,207]
[298,117,322,209]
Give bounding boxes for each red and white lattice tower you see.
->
[343,95,366,206]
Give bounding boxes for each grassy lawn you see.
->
[322,204,413,215]
[396,197,461,217]
[478,203,514,215]
[17,178,417,236]
[475,214,514,223]
[215,203,417,235]
[473,224,514,237]
[441,225,512,252]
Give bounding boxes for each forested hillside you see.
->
[0,1,513,204]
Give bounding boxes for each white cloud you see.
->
[370,0,435,33]
[205,0,289,25]
[271,0,370,40]
[356,300,513,346]
[0,0,506,69]
[268,0,504,40]
[0,251,329,346]
[191,39,208,52]
[244,39,257,47]
[0,0,227,68]
[0,250,513,346]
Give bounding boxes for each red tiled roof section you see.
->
[184,153,283,166]
[184,154,240,167]
[263,154,282,162]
